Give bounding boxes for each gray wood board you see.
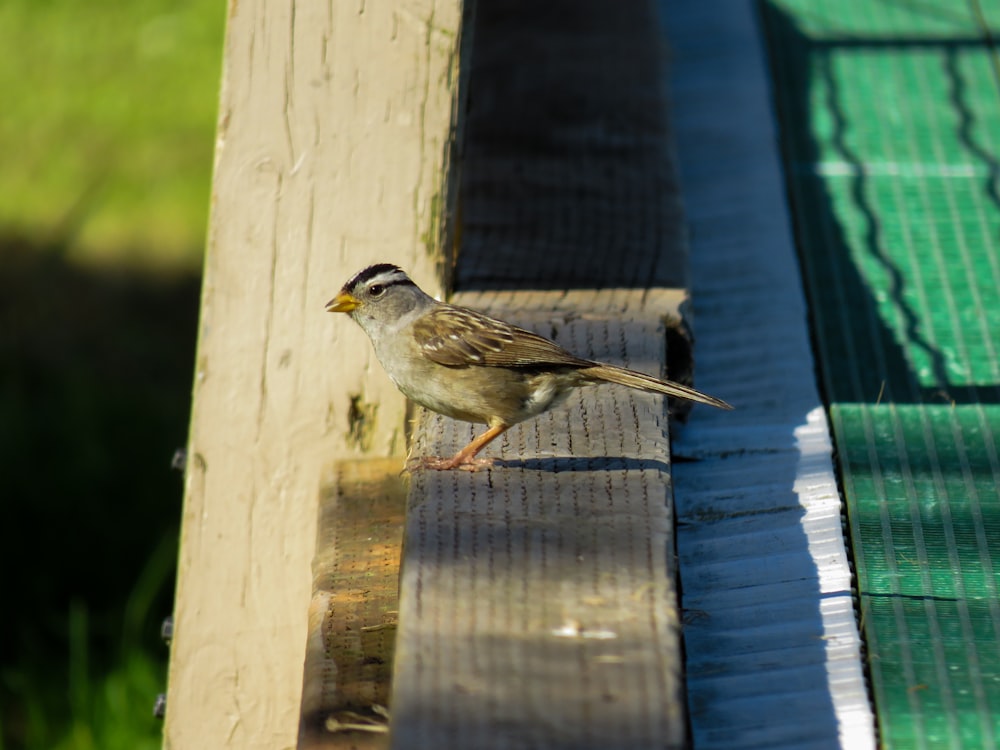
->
[384,1,702,746]
[661,1,876,748]
[391,299,686,750]
[164,0,467,747]
[453,0,687,291]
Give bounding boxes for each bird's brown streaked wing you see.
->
[412,306,591,368]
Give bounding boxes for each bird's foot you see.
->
[408,455,496,472]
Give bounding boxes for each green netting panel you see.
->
[762,1,1000,747]
[836,404,1000,747]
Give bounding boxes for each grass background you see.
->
[0,0,225,747]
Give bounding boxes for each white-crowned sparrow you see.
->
[327,263,732,470]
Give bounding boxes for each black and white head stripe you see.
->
[343,263,415,293]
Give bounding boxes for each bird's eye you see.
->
[368,284,385,297]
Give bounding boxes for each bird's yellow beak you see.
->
[326,291,358,313]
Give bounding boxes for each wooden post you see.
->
[164,1,468,748]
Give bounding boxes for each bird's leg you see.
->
[414,423,509,471]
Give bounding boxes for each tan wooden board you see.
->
[164,1,469,747]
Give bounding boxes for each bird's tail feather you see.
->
[584,364,733,410]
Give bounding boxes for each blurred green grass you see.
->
[0,0,224,748]
[0,0,222,269]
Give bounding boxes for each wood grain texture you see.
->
[662,1,876,747]
[380,2,694,745]
[454,0,687,292]
[164,1,467,748]
[390,294,688,750]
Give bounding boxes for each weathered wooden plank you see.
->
[164,1,468,747]
[455,0,687,292]
[388,293,688,750]
[661,1,876,747]
[380,1,694,745]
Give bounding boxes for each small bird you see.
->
[327,263,732,470]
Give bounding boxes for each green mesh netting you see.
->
[762,1,1000,746]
